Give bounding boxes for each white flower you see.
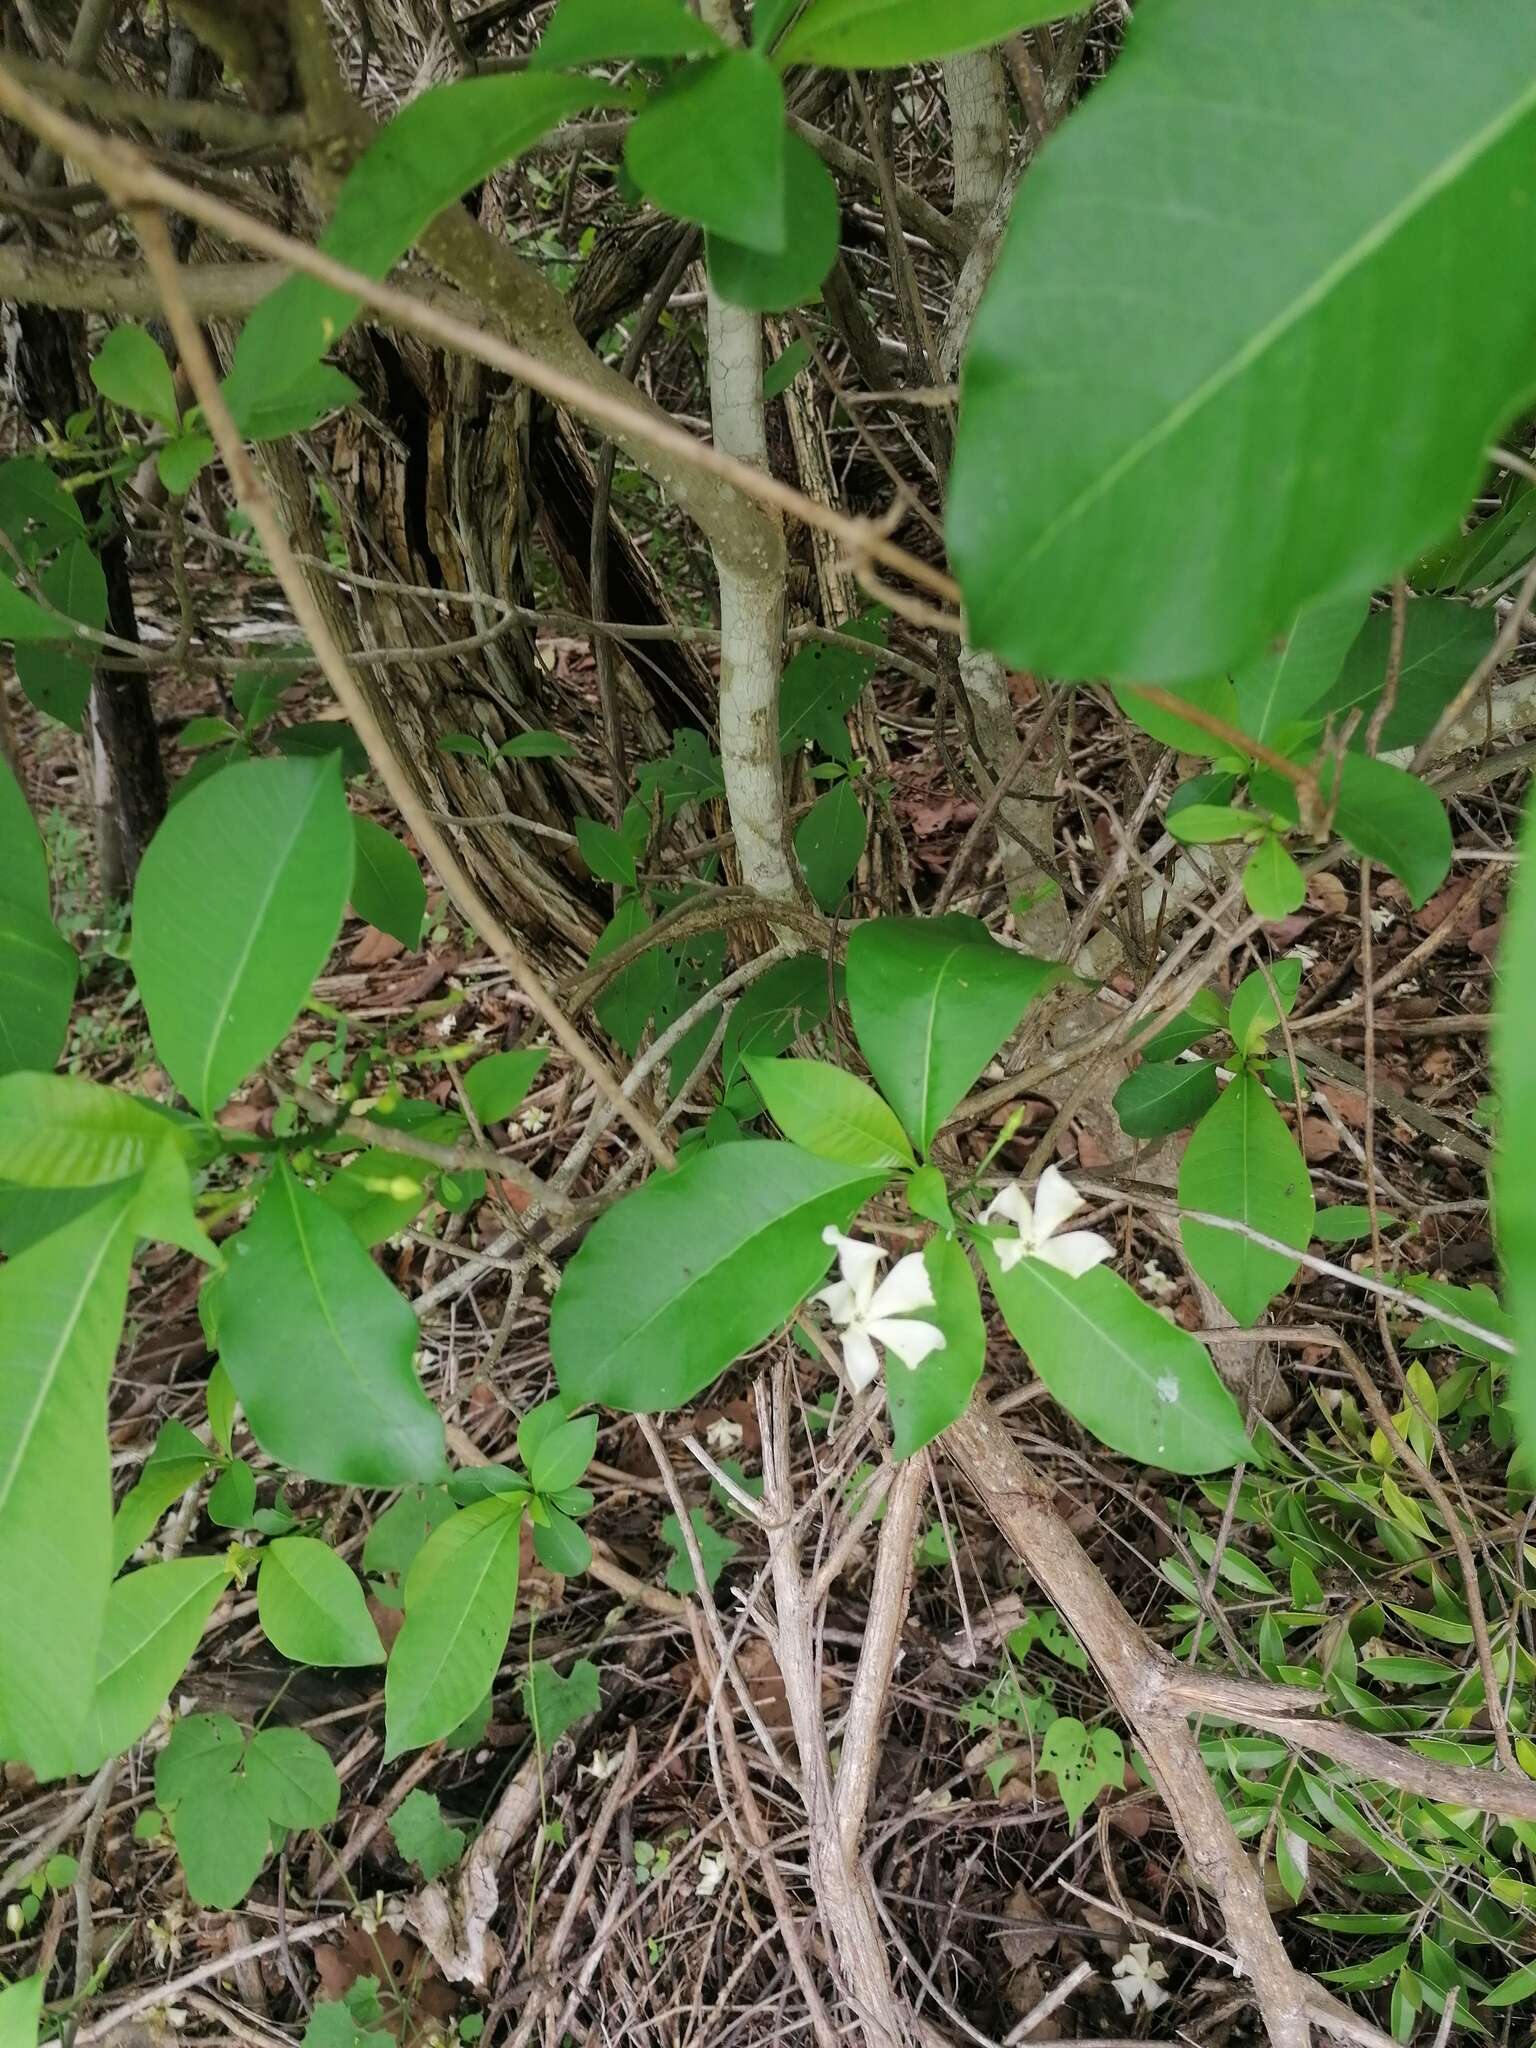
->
[1111,1942,1170,2014]
[580,1747,622,1782]
[1139,1257,1178,1302]
[981,1166,1114,1278]
[705,1415,744,1456]
[696,1849,729,1898]
[815,1228,946,1393]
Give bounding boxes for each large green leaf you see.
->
[1179,1073,1313,1326]
[244,1726,339,1829]
[0,579,61,643]
[0,1978,41,2048]
[950,0,1536,682]
[385,1495,524,1757]
[626,52,787,255]
[708,130,840,313]
[132,756,353,1117]
[1313,597,1495,751]
[1322,752,1452,909]
[1112,1058,1222,1141]
[1496,788,1536,1459]
[350,815,425,949]
[0,1191,136,1775]
[778,0,1086,66]
[982,1247,1250,1473]
[533,0,721,64]
[14,540,106,732]
[89,323,178,427]
[257,1536,384,1667]
[0,900,76,1077]
[170,1772,272,1908]
[1232,593,1369,744]
[0,757,50,922]
[215,1161,446,1486]
[551,1141,886,1412]
[845,915,1062,1156]
[73,1558,230,1774]
[0,1073,197,1188]
[223,76,609,435]
[746,1057,914,1169]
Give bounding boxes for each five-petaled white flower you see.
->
[815,1228,946,1392]
[982,1164,1114,1278]
[1111,1941,1169,2014]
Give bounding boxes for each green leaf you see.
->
[258,1536,384,1667]
[764,339,811,398]
[350,814,425,948]
[244,1726,340,1828]
[662,1506,739,1593]
[635,728,725,815]
[885,1234,985,1459]
[793,778,866,912]
[236,363,361,443]
[515,1396,570,1475]
[133,756,353,1118]
[1482,1960,1536,2009]
[0,1074,194,1189]
[1232,593,1369,743]
[1313,1204,1395,1245]
[551,1142,886,1413]
[528,1414,598,1495]
[950,0,1536,682]
[0,1191,136,1776]
[157,433,214,496]
[14,539,107,731]
[1314,597,1495,751]
[708,131,840,312]
[722,955,833,1086]
[389,1787,466,1880]
[1113,1058,1222,1141]
[0,457,83,563]
[778,0,1085,66]
[0,757,50,924]
[171,1771,271,1908]
[216,1160,446,1486]
[363,1485,455,1579]
[1227,958,1302,1056]
[534,0,721,64]
[591,897,664,1056]
[778,618,883,759]
[574,815,638,889]
[498,729,574,761]
[1179,1073,1314,1325]
[224,76,611,435]
[1321,751,1452,909]
[90,323,178,426]
[1037,1716,1124,1831]
[1139,991,1228,1063]
[318,1149,432,1247]
[1165,803,1255,846]
[73,1558,229,1775]
[385,1494,524,1757]
[273,720,371,777]
[746,1057,914,1169]
[231,666,291,729]
[180,716,241,751]
[846,914,1062,1156]
[522,1657,600,1750]
[532,1505,591,1575]
[906,1164,955,1229]
[627,52,786,255]
[111,1420,216,1569]
[0,900,76,1078]
[982,1248,1250,1472]
[463,1048,547,1126]
[1244,838,1307,922]
[1497,787,1536,1460]
[0,1977,41,2048]
[155,1710,243,1804]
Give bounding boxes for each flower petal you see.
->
[840,1325,883,1392]
[870,1315,946,1371]
[822,1228,884,1316]
[1032,1164,1087,1241]
[981,1182,1035,1235]
[814,1278,859,1325]
[866,1251,935,1322]
[1037,1230,1115,1278]
[993,1238,1027,1273]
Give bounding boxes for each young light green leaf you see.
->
[244,1726,340,1829]
[0,900,76,1078]
[793,777,866,912]
[627,52,787,255]
[157,433,214,496]
[223,76,611,435]
[463,1047,547,1126]
[385,1495,524,1757]
[258,1537,384,1667]
[1244,838,1307,922]
[1037,1716,1125,1832]
[1321,752,1452,909]
[111,1420,216,1569]
[528,1414,598,1495]
[1112,1059,1222,1141]
[846,915,1063,1156]
[532,1503,591,1576]
[0,1190,136,1776]
[982,1249,1250,1472]
[133,756,353,1117]
[951,0,1536,682]
[89,323,178,426]
[533,0,722,64]
[1179,1073,1314,1325]
[778,0,1085,66]
[522,1657,599,1750]
[906,1163,955,1229]
[389,1787,466,1880]
[1227,959,1303,1056]
[745,1057,914,1170]
[708,131,840,312]
[170,1772,271,1908]
[0,1073,195,1189]
[0,1976,41,2048]
[1165,803,1255,846]
[72,1558,229,1775]
[216,1161,446,1486]
[885,1234,985,1460]
[1231,592,1369,743]
[350,814,425,948]
[550,1142,886,1413]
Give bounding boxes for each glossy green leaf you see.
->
[532,1504,591,1575]
[1496,786,1536,1460]
[244,1726,340,1829]
[709,131,840,312]
[317,1149,432,1248]
[258,1537,384,1667]
[0,1191,136,1775]
[778,0,1085,66]
[385,1494,524,1757]
[982,1247,1250,1472]
[886,1235,985,1459]
[1179,1072,1313,1325]
[216,1161,446,1486]
[1314,597,1494,751]
[0,1977,41,2048]
[14,539,106,731]
[1112,1058,1222,1141]
[73,1558,229,1774]
[778,618,883,759]
[793,777,866,912]
[0,1074,194,1189]
[111,1420,216,1569]
[522,1657,600,1750]
[528,1414,597,1495]
[951,0,1536,682]
[133,756,353,1117]
[389,1787,466,1879]
[746,1057,914,1169]
[1227,958,1302,1055]
[1139,990,1228,1062]
[1244,837,1307,921]
[1321,751,1452,909]
[1232,593,1369,743]
[90,323,177,426]
[846,914,1062,1156]
[171,1771,271,1908]
[1166,803,1254,846]
[551,1141,885,1412]
[627,52,787,255]
[534,0,721,64]
[350,815,425,948]
[463,1047,547,1126]
[0,903,77,1077]
[0,758,50,923]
